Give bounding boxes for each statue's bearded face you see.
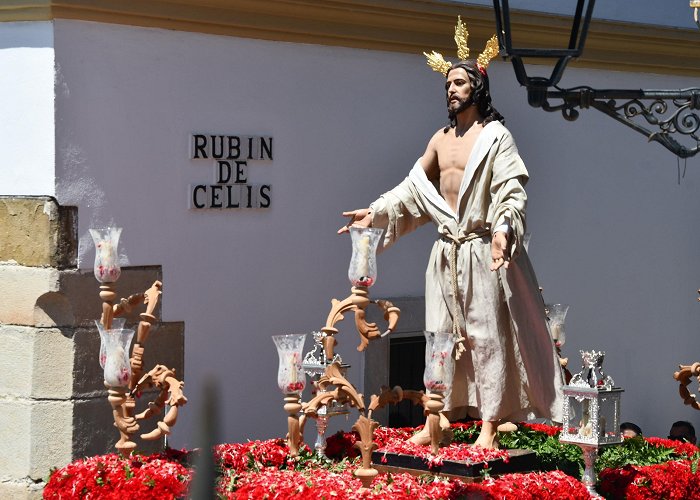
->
[445,67,474,116]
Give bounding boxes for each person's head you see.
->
[620,422,642,438]
[444,60,504,131]
[669,420,696,444]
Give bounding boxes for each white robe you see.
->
[370,121,564,422]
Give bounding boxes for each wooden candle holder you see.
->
[321,286,400,359]
[275,284,402,488]
[425,392,446,455]
[99,280,187,455]
[284,395,303,456]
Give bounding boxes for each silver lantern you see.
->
[559,350,623,496]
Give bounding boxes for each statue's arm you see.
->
[339,133,438,240]
[338,208,372,234]
[369,174,431,252]
[490,130,529,262]
[420,129,442,181]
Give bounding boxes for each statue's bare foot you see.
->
[473,420,499,449]
[408,413,453,446]
[439,413,453,445]
[440,428,454,446]
[408,426,431,445]
[497,421,517,433]
[473,431,499,449]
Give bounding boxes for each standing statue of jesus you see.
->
[339,20,564,449]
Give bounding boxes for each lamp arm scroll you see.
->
[493,0,700,159]
[322,288,401,354]
[529,87,700,158]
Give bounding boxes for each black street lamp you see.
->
[492,0,700,158]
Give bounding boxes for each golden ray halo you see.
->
[423,16,499,76]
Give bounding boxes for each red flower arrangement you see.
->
[371,425,415,447]
[599,460,700,499]
[521,422,563,437]
[644,436,699,458]
[329,424,508,469]
[376,433,509,469]
[324,431,359,460]
[42,422,700,499]
[43,451,191,499]
[215,438,292,473]
[217,462,592,499]
[218,467,479,499]
[484,469,591,499]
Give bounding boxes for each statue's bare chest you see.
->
[436,132,480,172]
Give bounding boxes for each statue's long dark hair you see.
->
[444,60,504,132]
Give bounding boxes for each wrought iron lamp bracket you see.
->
[494,0,700,158]
[528,86,700,158]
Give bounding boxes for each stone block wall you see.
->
[0,196,185,498]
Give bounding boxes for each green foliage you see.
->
[124,464,134,480]
[419,473,451,485]
[216,425,700,498]
[597,436,688,471]
[293,447,357,473]
[451,424,480,444]
[220,470,241,493]
[44,466,58,483]
[494,427,700,482]
[497,426,582,478]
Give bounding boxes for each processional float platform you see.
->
[372,448,538,481]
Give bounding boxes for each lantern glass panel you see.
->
[564,395,595,439]
[561,388,624,446]
[598,391,623,444]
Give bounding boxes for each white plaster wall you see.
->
[51,19,700,448]
[0,22,55,196]
[53,20,442,448]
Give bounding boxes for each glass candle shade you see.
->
[272,334,307,395]
[423,331,456,393]
[95,318,127,368]
[90,227,122,283]
[347,227,383,288]
[546,303,570,347]
[99,327,135,387]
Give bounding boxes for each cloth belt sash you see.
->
[437,223,491,359]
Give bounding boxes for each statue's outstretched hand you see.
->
[490,231,510,271]
[338,208,372,234]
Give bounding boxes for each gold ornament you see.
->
[423,50,452,75]
[454,16,470,60]
[424,16,499,75]
[477,35,500,71]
